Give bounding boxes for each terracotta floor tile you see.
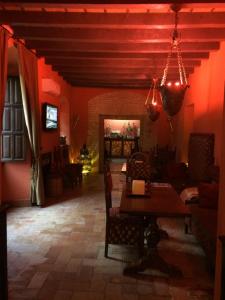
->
[27,271,49,289]
[71,291,104,300]
[54,290,73,300]
[7,168,214,300]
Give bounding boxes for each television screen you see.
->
[43,103,58,130]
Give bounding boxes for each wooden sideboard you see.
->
[104,137,139,158]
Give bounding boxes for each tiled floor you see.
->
[7,163,214,299]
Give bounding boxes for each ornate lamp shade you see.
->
[159,5,189,118]
[159,82,188,117]
[145,78,162,122]
[147,103,161,122]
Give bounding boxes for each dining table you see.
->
[120,182,191,276]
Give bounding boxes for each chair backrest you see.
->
[126,158,151,182]
[103,164,113,217]
[130,151,148,162]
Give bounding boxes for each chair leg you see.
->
[138,226,145,258]
[105,223,109,258]
[105,243,108,258]
[138,244,143,258]
[184,216,192,234]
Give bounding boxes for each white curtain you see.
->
[0,28,9,205]
[17,43,44,206]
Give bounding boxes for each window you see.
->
[1,77,26,161]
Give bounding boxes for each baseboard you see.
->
[5,199,31,207]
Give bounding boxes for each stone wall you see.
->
[87,91,158,172]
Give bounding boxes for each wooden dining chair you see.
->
[129,151,149,162]
[104,165,144,258]
[126,152,151,182]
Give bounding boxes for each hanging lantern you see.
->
[160,81,188,116]
[145,78,162,122]
[159,5,189,118]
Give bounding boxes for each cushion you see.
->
[180,187,199,204]
[198,182,219,209]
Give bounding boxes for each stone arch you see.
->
[87,90,158,172]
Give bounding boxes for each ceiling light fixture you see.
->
[145,4,189,125]
[145,78,162,122]
[159,4,189,125]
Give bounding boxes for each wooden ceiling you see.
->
[1,1,225,88]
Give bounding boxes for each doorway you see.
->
[99,114,143,172]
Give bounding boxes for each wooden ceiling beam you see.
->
[46,57,197,67]
[65,78,191,89]
[61,67,193,75]
[31,42,209,59]
[55,70,195,78]
[26,38,220,54]
[46,56,199,63]
[50,60,200,72]
[36,51,206,61]
[12,26,225,42]
[61,73,192,80]
[2,1,223,88]
[64,75,156,80]
[2,1,225,5]
[54,63,198,73]
[69,82,150,89]
[3,11,225,29]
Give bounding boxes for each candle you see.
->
[132,180,145,195]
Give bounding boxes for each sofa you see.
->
[163,133,219,270]
[170,169,219,271]
[169,164,219,270]
[189,181,219,271]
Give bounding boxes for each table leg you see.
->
[123,217,182,277]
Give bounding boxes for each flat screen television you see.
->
[42,103,58,130]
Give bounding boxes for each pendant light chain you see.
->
[160,44,173,86]
[176,42,183,84]
[172,9,178,42]
[161,7,188,86]
[177,43,188,85]
[145,84,152,107]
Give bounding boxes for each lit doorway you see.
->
[99,114,143,172]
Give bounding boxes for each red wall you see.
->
[38,58,72,153]
[175,41,225,300]
[69,86,170,161]
[2,55,72,204]
[176,42,225,165]
[2,152,31,204]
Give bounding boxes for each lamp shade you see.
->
[145,78,162,122]
[147,103,161,121]
[159,84,188,117]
